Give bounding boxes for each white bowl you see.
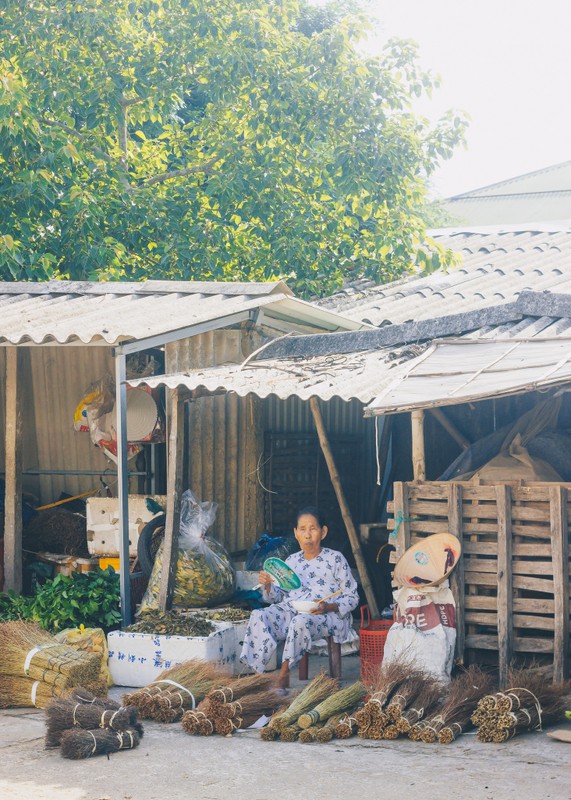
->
[291,600,318,613]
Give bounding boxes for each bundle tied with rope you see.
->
[45,692,142,748]
[183,674,288,736]
[0,621,102,689]
[354,659,412,739]
[60,727,141,759]
[413,666,494,744]
[471,666,568,743]
[123,659,231,722]
[261,671,339,735]
[297,682,366,730]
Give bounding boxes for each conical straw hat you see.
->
[393,533,462,588]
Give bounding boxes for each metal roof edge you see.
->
[256,301,524,359]
[266,296,373,332]
[446,160,571,201]
[0,279,292,297]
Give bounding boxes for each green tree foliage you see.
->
[0,0,466,296]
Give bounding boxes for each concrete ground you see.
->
[1,654,570,800]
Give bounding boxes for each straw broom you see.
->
[356,658,414,738]
[124,660,230,720]
[60,727,141,759]
[279,723,302,742]
[206,674,277,704]
[210,689,287,726]
[333,714,358,739]
[298,681,366,729]
[0,621,102,687]
[266,671,339,733]
[419,666,493,743]
[0,676,66,709]
[385,670,438,722]
[315,713,346,743]
[299,723,325,743]
[45,697,142,747]
[181,699,214,734]
[396,680,442,734]
[472,666,568,743]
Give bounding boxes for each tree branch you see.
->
[139,155,221,187]
[40,116,133,193]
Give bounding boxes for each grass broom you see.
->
[396,680,443,734]
[0,621,102,687]
[60,727,141,759]
[46,696,142,747]
[333,714,358,739]
[266,671,339,733]
[298,681,366,729]
[206,674,277,704]
[420,666,492,743]
[315,713,346,743]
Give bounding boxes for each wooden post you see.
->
[391,481,412,563]
[550,485,569,682]
[159,387,185,611]
[309,396,380,618]
[447,482,465,663]
[411,409,426,481]
[4,348,23,593]
[496,484,513,689]
[428,407,471,451]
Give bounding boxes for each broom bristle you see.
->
[0,621,101,686]
[268,671,338,732]
[59,727,141,759]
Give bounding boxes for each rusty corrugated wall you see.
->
[0,345,133,505]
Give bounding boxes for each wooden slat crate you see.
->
[387,481,570,684]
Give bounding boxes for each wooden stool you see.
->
[298,637,342,680]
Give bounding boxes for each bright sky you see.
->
[363,0,571,199]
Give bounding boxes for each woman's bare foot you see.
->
[277,662,290,690]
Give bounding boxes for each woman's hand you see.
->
[258,570,273,593]
[311,601,339,615]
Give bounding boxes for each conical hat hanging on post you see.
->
[393,533,462,589]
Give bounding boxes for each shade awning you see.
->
[365,337,571,415]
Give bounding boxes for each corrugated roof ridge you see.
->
[448,160,571,200]
[0,279,291,297]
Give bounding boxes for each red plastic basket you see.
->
[359,605,393,685]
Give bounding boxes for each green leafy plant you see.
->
[28,568,122,632]
[0,590,35,621]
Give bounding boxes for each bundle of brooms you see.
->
[260,671,339,740]
[60,727,141,759]
[471,666,569,743]
[183,675,288,736]
[333,714,359,740]
[123,659,231,722]
[355,660,418,739]
[411,666,494,744]
[0,621,102,690]
[45,691,142,748]
[298,681,366,730]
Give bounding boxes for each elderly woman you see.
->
[240,507,359,689]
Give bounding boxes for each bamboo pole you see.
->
[159,387,185,611]
[309,397,380,618]
[428,407,471,451]
[550,485,569,682]
[411,410,426,481]
[4,348,23,593]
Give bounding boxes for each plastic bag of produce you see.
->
[138,490,235,612]
[55,624,113,688]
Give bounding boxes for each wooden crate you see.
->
[387,481,570,683]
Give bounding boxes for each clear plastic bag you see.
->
[138,490,235,612]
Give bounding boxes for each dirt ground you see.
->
[1,655,570,800]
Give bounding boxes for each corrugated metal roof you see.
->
[365,337,571,416]
[443,162,571,224]
[129,347,411,403]
[0,280,367,346]
[317,227,571,327]
[130,310,571,406]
